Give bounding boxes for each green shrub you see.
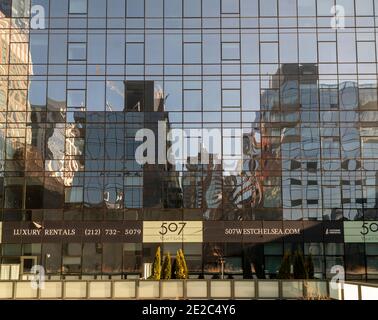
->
[179,249,188,279]
[149,246,161,280]
[162,252,171,280]
[175,250,186,279]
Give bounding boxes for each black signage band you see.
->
[1,221,344,243]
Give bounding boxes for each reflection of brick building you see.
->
[1,10,34,213]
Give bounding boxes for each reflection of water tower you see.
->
[124,80,182,210]
[124,81,167,112]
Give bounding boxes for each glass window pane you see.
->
[279,0,296,16]
[279,33,298,63]
[317,0,334,16]
[106,80,124,111]
[164,0,182,17]
[2,244,22,256]
[203,0,220,17]
[325,243,344,255]
[242,80,260,110]
[366,244,378,255]
[299,34,317,62]
[222,0,239,14]
[50,0,68,17]
[260,42,278,63]
[12,0,30,17]
[240,0,258,17]
[184,0,201,17]
[184,43,202,64]
[184,90,202,110]
[203,81,221,110]
[264,243,283,255]
[165,81,182,110]
[29,80,46,107]
[87,81,105,111]
[48,81,66,108]
[223,89,241,107]
[146,0,163,17]
[68,43,86,60]
[260,0,277,16]
[67,90,85,108]
[336,0,354,16]
[145,35,163,64]
[298,0,316,16]
[357,42,376,62]
[82,243,101,273]
[241,34,259,63]
[355,0,374,15]
[203,34,221,64]
[88,0,106,17]
[102,243,122,273]
[164,34,182,64]
[30,34,48,64]
[69,0,87,14]
[127,0,144,17]
[49,34,67,64]
[318,42,337,62]
[126,43,144,64]
[88,33,105,64]
[107,34,125,64]
[107,0,125,17]
[367,257,378,278]
[0,0,11,16]
[337,33,356,63]
[222,42,240,60]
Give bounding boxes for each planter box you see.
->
[15,282,38,299]
[282,281,303,298]
[258,281,279,298]
[89,281,111,299]
[234,280,255,298]
[329,282,342,300]
[113,281,136,299]
[40,282,62,299]
[138,281,159,299]
[210,280,231,298]
[343,283,359,300]
[64,281,87,299]
[0,282,13,299]
[361,285,378,300]
[305,281,328,299]
[161,281,184,298]
[186,280,207,298]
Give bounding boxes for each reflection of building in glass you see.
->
[64,81,182,217]
[0,1,378,282]
[260,64,378,222]
[183,148,223,220]
[0,9,35,216]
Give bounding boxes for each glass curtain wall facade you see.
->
[0,0,377,281]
